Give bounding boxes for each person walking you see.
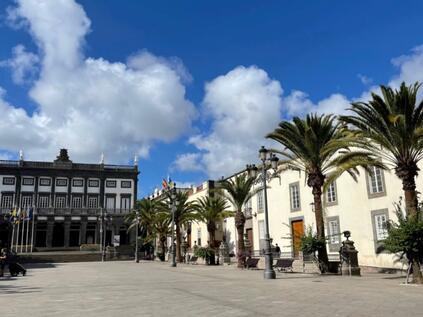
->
[0,248,7,277]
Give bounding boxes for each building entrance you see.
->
[52,222,65,247]
[291,219,304,258]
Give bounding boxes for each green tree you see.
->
[267,114,382,272]
[125,199,167,248]
[152,212,171,261]
[341,82,423,283]
[166,191,198,262]
[218,174,256,268]
[194,195,233,249]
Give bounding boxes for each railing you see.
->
[244,207,253,218]
[249,249,293,258]
[0,207,131,216]
[0,160,136,172]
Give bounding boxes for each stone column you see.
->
[64,221,71,247]
[46,220,54,248]
[80,219,87,245]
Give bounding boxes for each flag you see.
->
[162,178,168,189]
[9,208,17,223]
[21,209,27,221]
[168,179,175,189]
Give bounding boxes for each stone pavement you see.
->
[0,261,422,317]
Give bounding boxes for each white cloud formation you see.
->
[0,0,196,163]
[172,153,202,172]
[0,44,39,84]
[357,73,373,86]
[185,66,283,178]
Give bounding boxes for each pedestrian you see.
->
[0,248,7,277]
[275,244,281,258]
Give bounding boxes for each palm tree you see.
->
[267,114,383,272]
[152,212,172,261]
[166,191,198,262]
[125,199,167,250]
[219,174,256,268]
[194,195,234,250]
[340,82,423,283]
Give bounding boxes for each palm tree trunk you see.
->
[176,225,182,262]
[235,210,246,268]
[313,186,329,273]
[401,178,423,284]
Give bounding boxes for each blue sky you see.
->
[0,0,423,197]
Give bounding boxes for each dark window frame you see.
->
[56,178,68,187]
[22,177,35,186]
[2,177,15,186]
[72,179,84,187]
[88,179,100,188]
[39,177,51,186]
[121,180,132,188]
[106,180,117,188]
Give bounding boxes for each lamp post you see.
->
[100,208,104,262]
[170,184,177,267]
[100,211,112,262]
[246,146,279,279]
[135,210,140,263]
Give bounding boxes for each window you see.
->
[197,228,201,246]
[56,178,68,187]
[72,196,83,208]
[258,220,265,240]
[55,195,67,208]
[38,195,50,208]
[326,182,337,204]
[87,196,98,209]
[244,198,252,217]
[106,196,116,210]
[88,179,100,187]
[327,216,341,250]
[21,195,33,208]
[106,180,117,188]
[72,179,84,187]
[3,177,15,185]
[368,166,385,195]
[1,194,13,208]
[120,196,131,210]
[121,180,132,188]
[39,178,51,186]
[22,177,34,186]
[373,212,388,241]
[289,183,301,211]
[257,190,264,212]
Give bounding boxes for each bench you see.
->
[274,259,294,272]
[245,258,260,269]
[188,256,198,265]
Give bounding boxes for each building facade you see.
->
[0,149,138,251]
[175,161,423,270]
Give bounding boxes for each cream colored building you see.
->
[182,160,422,270]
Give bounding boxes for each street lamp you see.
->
[170,184,177,267]
[100,210,112,262]
[247,145,279,279]
[135,210,140,263]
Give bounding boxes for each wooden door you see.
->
[291,220,304,258]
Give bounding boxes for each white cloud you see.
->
[0,0,196,163]
[187,66,283,178]
[283,90,350,118]
[357,73,373,85]
[172,153,202,172]
[0,44,39,84]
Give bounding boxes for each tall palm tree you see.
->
[125,199,167,248]
[194,195,234,249]
[152,212,171,261]
[340,82,423,283]
[219,174,256,268]
[166,191,198,262]
[267,114,383,272]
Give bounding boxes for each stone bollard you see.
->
[339,231,361,276]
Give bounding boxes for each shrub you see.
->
[300,227,325,255]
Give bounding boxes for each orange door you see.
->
[291,220,304,258]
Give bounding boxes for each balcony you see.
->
[244,207,253,218]
[0,207,131,216]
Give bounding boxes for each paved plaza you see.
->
[0,261,422,317]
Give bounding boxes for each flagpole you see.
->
[16,219,20,253]
[10,223,15,251]
[31,208,36,253]
[21,216,25,253]
[25,209,30,253]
